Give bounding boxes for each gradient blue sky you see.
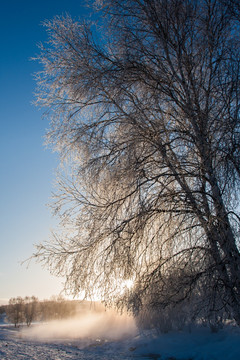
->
[0,0,91,304]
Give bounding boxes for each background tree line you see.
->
[0,296,91,327]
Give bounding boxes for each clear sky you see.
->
[0,0,91,305]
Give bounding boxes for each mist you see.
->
[20,308,137,342]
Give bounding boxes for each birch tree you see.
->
[34,0,240,324]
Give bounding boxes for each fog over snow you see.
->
[21,309,137,341]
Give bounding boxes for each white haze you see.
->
[20,309,137,342]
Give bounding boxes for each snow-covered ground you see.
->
[1,320,240,359]
[0,323,134,360]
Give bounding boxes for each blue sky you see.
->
[0,0,91,304]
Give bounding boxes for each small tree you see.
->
[23,296,39,326]
[34,0,240,325]
[6,297,24,327]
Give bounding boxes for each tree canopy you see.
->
[34,0,240,327]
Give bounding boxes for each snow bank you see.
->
[129,326,240,360]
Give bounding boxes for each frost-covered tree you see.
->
[24,296,39,327]
[34,0,240,324]
[6,297,24,327]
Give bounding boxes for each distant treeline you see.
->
[0,296,97,327]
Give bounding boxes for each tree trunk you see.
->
[207,181,240,324]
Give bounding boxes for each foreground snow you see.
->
[0,324,134,360]
[1,322,240,359]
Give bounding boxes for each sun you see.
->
[119,279,134,295]
[123,279,134,289]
